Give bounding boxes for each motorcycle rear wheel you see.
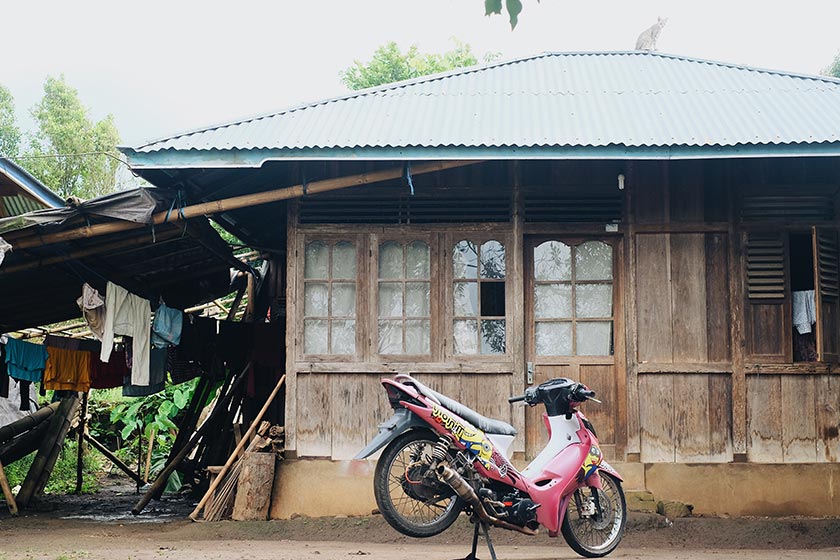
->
[373,429,463,538]
[561,472,626,558]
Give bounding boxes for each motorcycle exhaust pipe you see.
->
[436,464,537,536]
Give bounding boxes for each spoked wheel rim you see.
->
[565,473,625,554]
[384,438,458,527]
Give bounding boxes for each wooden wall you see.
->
[630,158,840,464]
[295,373,515,460]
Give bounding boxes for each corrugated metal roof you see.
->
[0,157,64,209]
[126,51,840,163]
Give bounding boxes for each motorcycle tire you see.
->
[373,429,463,538]
[561,471,626,558]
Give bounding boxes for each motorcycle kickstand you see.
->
[456,519,498,560]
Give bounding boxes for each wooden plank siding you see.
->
[281,157,840,467]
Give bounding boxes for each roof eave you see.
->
[121,143,840,170]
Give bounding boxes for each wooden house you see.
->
[121,52,840,517]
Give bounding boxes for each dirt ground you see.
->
[0,478,838,560]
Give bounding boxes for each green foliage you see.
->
[823,52,840,79]
[0,84,20,158]
[109,382,193,442]
[340,39,494,90]
[485,0,533,29]
[25,75,121,200]
[4,442,103,494]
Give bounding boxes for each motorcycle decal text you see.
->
[431,406,470,439]
[431,406,494,470]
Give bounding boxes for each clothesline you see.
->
[1,281,281,406]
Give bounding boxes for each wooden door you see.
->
[524,237,624,460]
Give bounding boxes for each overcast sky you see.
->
[2,1,839,147]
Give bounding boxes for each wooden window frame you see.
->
[444,232,513,361]
[297,234,367,362]
[743,226,840,367]
[527,236,618,359]
[370,233,440,362]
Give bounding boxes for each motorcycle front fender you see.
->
[353,407,428,460]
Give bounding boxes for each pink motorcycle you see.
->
[356,374,626,559]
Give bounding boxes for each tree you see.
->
[341,40,498,90]
[0,84,21,159]
[824,52,840,79]
[26,75,121,200]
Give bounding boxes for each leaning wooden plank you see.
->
[16,394,81,509]
[132,363,250,515]
[189,374,286,521]
[83,433,145,486]
[0,460,18,515]
[0,402,60,445]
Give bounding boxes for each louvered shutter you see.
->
[743,232,791,362]
[813,227,840,362]
[746,233,786,300]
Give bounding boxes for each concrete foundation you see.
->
[270,459,840,519]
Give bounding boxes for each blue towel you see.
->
[5,337,49,383]
[151,303,183,348]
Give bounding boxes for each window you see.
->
[744,228,840,363]
[452,239,506,354]
[533,240,614,356]
[303,240,357,355]
[377,240,431,354]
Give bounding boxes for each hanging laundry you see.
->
[100,281,151,386]
[0,343,8,399]
[43,346,91,392]
[166,346,202,385]
[178,315,217,368]
[90,348,128,390]
[77,283,106,341]
[123,347,166,397]
[0,237,11,267]
[152,303,183,348]
[5,337,49,383]
[217,320,253,369]
[18,380,32,411]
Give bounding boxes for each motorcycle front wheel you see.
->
[561,472,626,558]
[373,429,463,538]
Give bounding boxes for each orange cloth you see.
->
[43,346,91,392]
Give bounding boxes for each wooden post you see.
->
[231,452,275,521]
[189,374,286,521]
[0,460,18,515]
[144,427,156,482]
[75,392,88,494]
[83,433,146,486]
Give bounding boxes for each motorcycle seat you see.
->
[396,374,518,436]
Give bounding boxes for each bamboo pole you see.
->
[0,460,18,515]
[144,427,155,482]
[83,433,145,486]
[9,160,480,251]
[0,421,51,465]
[0,402,60,445]
[0,229,181,276]
[189,373,286,521]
